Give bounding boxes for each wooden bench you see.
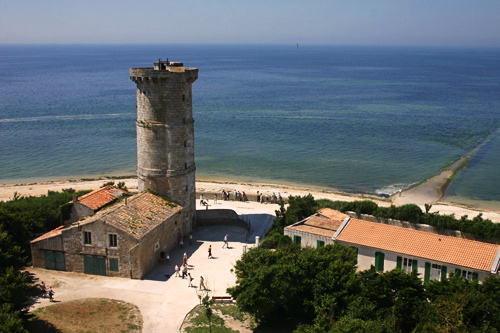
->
[212,296,234,304]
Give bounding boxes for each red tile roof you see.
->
[30,225,64,244]
[337,218,500,272]
[77,186,128,211]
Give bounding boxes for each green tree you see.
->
[0,304,27,333]
[227,244,357,325]
[417,274,500,332]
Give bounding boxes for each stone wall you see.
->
[31,235,64,268]
[196,209,250,233]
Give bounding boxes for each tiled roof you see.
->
[82,191,182,239]
[77,186,128,211]
[30,225,64,244]
[288,224,336,238]
[286,209,345,238]
[337,218,500,272]
[317,208,349,221]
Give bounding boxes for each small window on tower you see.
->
[184,140,187,147]
[185,163,187,169]
[182,94,185,101]
[185,185,188,192]
[182,118,186,124]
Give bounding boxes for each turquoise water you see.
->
[1,44,499,206]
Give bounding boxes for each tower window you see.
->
[185,185,188,192]
[185,163,187,169]
[184,140,187,147]
[182,94,185,101]
[182,118,186,124]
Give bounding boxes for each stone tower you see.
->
[130,60,198,231]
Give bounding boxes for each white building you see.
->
[287,209,500,283]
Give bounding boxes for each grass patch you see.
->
[26,298,142,333]
[182,304,256,333]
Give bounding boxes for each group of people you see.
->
[256,191,282,204]
[221,189,248,202]
[202,189,284,204]
[173,252,207,290]
[39,281,55,302]
[159,249,170,263]
[178,233,193,247]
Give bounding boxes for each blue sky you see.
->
[1,0,499,46]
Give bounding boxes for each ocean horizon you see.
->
[1,44,499,209]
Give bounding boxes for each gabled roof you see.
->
[30,225,65,244]
[337,218,500,272]
[80,191,182,239]
[286,208,347,238]
[76,186,128,211]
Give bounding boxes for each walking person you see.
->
[48,287,55,302]
[187,273,193,287]
[174,264,180,277]
[182,264,188,279]
[199,275,206,291]
[208,245,213,258]
[183,252,188,266]
[214,194,217,204]
[40,281,46,298]
[222,234,228,249]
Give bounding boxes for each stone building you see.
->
[130,60,198,234]
[31,191,183,278]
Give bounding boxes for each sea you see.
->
[1,44,499,209]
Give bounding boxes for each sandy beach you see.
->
[2,175,500,223]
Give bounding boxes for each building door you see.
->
[44,251,66,271]
[83,255,106,276]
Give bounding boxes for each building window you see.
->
[431,263,442,280]
[83,231,92,245]
[398,256,418,273]
[455,269,477,281]
[375,252,385,271]
[403,258,414,273]
[109,234,118,248]
[317,240,325,248]
[462,270,473,280]
[184,140,187,147]
[182,94,185,101]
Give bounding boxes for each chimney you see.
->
[73,194,78,204]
